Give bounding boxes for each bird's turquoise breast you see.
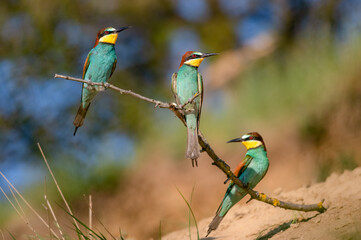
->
[176,65,200,105]
[239,147,269,188]
[82,43,117,107]
[218,147,269,217]
[85,43,116,83]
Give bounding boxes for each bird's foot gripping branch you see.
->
[55,73,327,213]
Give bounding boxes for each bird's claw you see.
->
[103,82,110,89]
[242,182,250,190]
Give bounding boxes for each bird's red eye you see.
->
[191,54,196,58]
[249,136,254,140]
[104,31,109,34]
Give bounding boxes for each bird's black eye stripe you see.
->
[99,30,113,38]
[187,54,199,61]
[248,136,262,141]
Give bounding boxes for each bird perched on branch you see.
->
[73,26,130,136]
[171,51,217,166]
[206,132,269,237]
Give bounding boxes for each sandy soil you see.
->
[164,167,361,240]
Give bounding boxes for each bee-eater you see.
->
[73,26,130,136]
[206,132,269,237]
[171,51,217,166]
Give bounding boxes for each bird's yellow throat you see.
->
[185,58,204,67]
[242,140,262,150]
[99,33,118,44]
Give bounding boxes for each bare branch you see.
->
[54,74,172,109]
[54,74,327,213]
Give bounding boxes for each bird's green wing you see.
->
[82,51,93,79]
[234,154,253,178]
[81,51,94,104]
[215,155,253,216]
[197,73,203,127]
[171,72,181,105]
[223,154,253,184]
[109,59,117,79]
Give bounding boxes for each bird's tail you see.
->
[206,214,224,237]
[73,103,91,136]
[186,114,200,167]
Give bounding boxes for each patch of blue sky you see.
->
[175,0,210,22]
[168,28,200,74]
[68,132,134,167]
[54,21,87,47]
[218,0,251,17]
[236,3,276,44]
[0,161,44,191]
[116,33,152,69]
[1,13,35,43]
[0,61,18,116]
[0,129,33,164]
[19,77,79,125]
[336,0,361,41]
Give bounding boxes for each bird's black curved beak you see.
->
[201,53,218,58]
[116,26,131,33]
[227,137,242,143]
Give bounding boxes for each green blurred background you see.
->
[1,0,361,239]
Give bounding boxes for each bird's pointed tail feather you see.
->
[186,114,200,166]
[73,103,91,136]
[206,215,224,237]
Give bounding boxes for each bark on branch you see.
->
[54,74,327,213]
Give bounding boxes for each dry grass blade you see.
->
[37,143,83,237]
[0,229,4,240]
[89,195,92,239]
[0,172,60,239]
[0,186,36,235]
[83,194,117,240]
[45,194,65,240]
[8,186,27,219]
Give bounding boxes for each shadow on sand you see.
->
[257,213,320,240]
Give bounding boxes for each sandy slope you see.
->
[164,167,361,240]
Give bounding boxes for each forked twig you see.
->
[54,74,327,213]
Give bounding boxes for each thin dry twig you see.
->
[54,74,327,213]
[37,143,84,235]
[54,74,171,109]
